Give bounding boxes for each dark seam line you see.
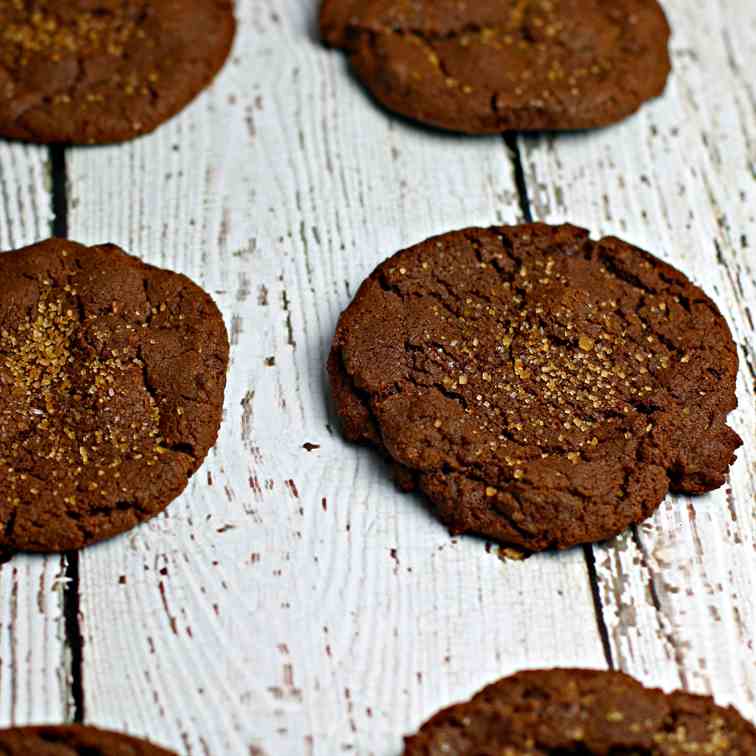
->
[582,544,615,669]
[50,143,84,720]
[50,145,68,238]
[63,551,85,722]
[503,133,534,223]
[502,133,613,667]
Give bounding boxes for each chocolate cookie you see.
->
[404,668,756,754]
[0,1,235,144]
[321,0,671,133]
[0,725,175,755]
[0,239,229,552]
[328,224,741,551]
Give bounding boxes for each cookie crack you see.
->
[429,378,469,411]
[356,22,494,47]
[3,508,18,541]
[417,32,457,83]
[378,268,474,326]
[445,469,542,544]
[469,230,519,282]
[596,248,661,295]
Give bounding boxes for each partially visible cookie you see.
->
[321,0,671,133]
[0,1,236,144]
[404,669,756,755]
[328,224,741,551]
[0,725,175,755]
[0,239,229,552]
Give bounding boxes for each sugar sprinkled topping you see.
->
[1,2,162,125]
[379,228,693,487]
[0,264,168,510]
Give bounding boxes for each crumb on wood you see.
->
[498,545,529,561]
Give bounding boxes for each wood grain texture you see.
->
[65,2,606,754]
[0,143,51,249]
[0,143,71,726]
[0,555,71,726]
[518,0,756,721]
[3,0,752,752]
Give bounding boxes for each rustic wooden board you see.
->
[0,144,71,726]
[65,2,607,754]
[3,0,754,753]
[0,554,71,726]
[0,143,51,249]
[518,0,756,720]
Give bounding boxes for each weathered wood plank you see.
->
[0,555,71,726]
[67,1,605,753]
[0,143,71,726]
[0,143,51,248]
[518,0,756,719]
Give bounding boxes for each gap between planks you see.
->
[505,132,615,671]
[49,142,86,724]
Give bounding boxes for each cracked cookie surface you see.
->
[0,0,235,144]
[403,668,756,755]
[0,725,176,755]
[328,224,741,551]
[0,238,229,552]
[321,0,671,132]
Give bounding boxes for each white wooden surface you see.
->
[0,0,754,754]
[520,0,756,718]
[0,145,71,725]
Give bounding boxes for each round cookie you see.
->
[0,239,229,552]
[403,668,756,754]
[328,224,741,551]
[0,0,235,144]
[321,0,671,133]
[0,725,175,755]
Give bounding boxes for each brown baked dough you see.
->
[0,725,176,755]
[0,239,229,552]
[328,224,741,551]
[321,0,671,133]
[403,668,756,755]
[0,0,236,144]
